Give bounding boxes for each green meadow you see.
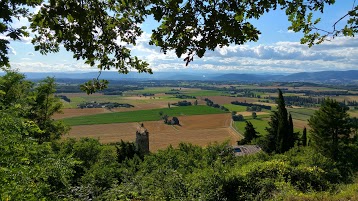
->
[223,104,247,112]
[233,117,270,135]
[287,108,316,121]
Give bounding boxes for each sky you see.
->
[3,1,358,74]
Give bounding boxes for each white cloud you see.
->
[9,61,96,72]
[128,35,358,73]
[8,46,16,55]
[0,34,33,44]
[287,30,295,33]
[7,32,358,74]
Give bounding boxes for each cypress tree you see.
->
[276,89,289,153]
[263,89,295,153]
[286,113,295,150]
[302,127,307,146]
[244,121,259,142]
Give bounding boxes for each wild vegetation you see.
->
[2,71,358,200]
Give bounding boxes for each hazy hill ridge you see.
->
[2,70,358,83]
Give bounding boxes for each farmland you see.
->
[66,113,240,151]
[62,105,227,126]
[56,80,358,151]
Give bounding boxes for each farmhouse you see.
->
[233,145,262,156]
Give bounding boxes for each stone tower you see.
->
[135,124,149,154]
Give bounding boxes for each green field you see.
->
[233,117,269,135]
[60,93,187,109]
[223,104,247,112]
[233,115,304,135]
[62,105,227,126]
[287,108,316,121]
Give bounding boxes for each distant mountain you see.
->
[278,70,358,83]
[212,73,281,82]
[212,70,358,83]
[2,70,358,83]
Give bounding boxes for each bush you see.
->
[232,114,244,121]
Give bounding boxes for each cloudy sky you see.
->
[3,1,358,74]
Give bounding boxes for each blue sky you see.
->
[3,1,358,74]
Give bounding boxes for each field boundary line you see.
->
[230,120,244,139]
[171,125,179,131]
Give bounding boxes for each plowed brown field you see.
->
[54,108,110,119]
[65,113,242,152]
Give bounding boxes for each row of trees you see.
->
[204,98,229,112]
[159,111,180,125]
[231,101,271,110]
[265,95,325,107]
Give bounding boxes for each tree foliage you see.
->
[0,71,68,141]
[27,77,69,142]
[261,89,295,153]
[302,127,307,146]
[0,70,33,108]
[238,121,259,145]
[0,109,76,200]
[0,0,42,67]
[309,98,352,161]
[1,0,357,92]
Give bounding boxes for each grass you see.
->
[233,116,269,135]
[223,104,247,112]
[348,109,358,118]
[287,108,316,121]
[233,115,304,135]
[62,105,227,126]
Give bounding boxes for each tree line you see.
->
[231,101,271,110]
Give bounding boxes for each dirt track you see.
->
[65,113,242,152]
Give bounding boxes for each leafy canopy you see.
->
[308,98,352,161]
[1,0,357,92]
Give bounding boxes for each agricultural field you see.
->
[62,105,227,126]
[349,109,358,118]
[56,81,358,151]
[287,108,317,121]
[66,113,241,151]
[233,117,270,135]
[233,116,305,136]
[222,104,247,112]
